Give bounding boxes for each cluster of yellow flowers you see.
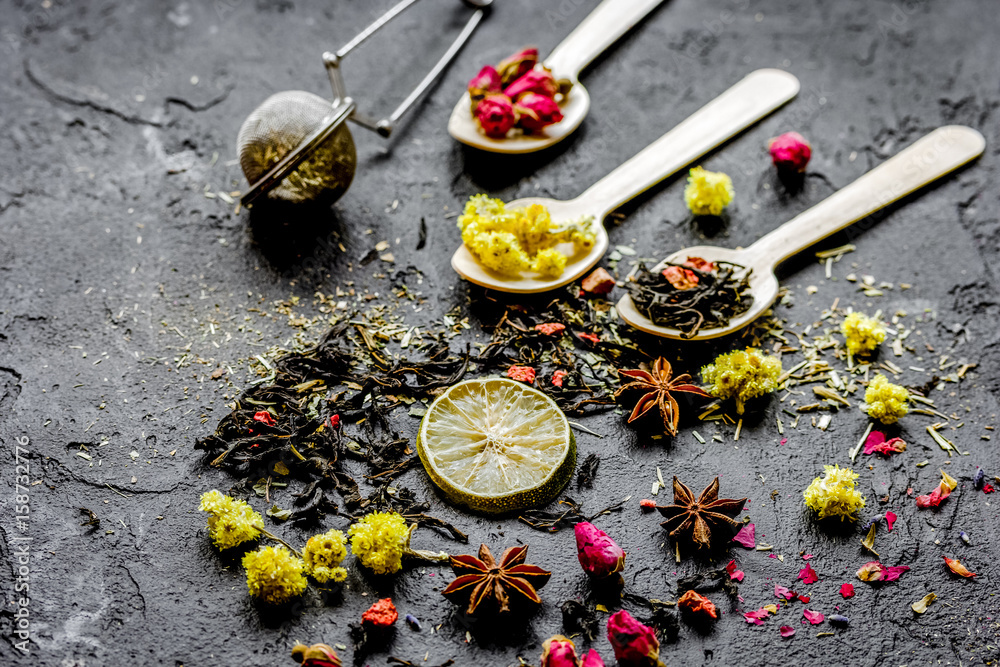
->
[347,511,411,575]
[458,195,596,277]
[684,166,734,216]
[865,373,909,424]
[242,546,308,605]
[701,348,783,414]
[803,465,866,521]
[841,311,886,356]
[199,490,265,550]
[302,528,349,584]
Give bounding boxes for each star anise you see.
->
[441,544,551,615]
[657,477,747,550]
[615,357,709,436]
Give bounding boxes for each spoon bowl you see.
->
[448,79,590,155]
[449,0,665,153]
[618,125,987,340]
[451,69,801,293]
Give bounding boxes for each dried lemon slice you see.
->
[416,378,575,514]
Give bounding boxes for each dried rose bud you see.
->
[507,365,536,384]
[580,649,606,667]
[505,69,560,100]
[496,47,539,87]
[581,267,615,295]
[662,266,699,290]
[769,132,812,173]
[475,94,517,138]
[515,92,564,132]
[575,521,626,579]
[468,65,503,97]
[329,414,340,429]
[540,635,579,667]
[607,609,661,667]
[362,598,398,627]
[291,643,343,667]
[678,589,718,620]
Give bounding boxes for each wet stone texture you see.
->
[1,0,999,665]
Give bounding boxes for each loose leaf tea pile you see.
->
[628,260,754,337]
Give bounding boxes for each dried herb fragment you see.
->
[656,477,747,551]
[615,357,709,436]
[627,261,753,338]
[441,544,551,615]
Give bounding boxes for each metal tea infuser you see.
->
[237,0,491,206]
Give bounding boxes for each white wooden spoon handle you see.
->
[749,125,986,267]
[544,0,666,78]
[575,69,800,216]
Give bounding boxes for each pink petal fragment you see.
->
[743,608,770,625]
[797,563,819,585]
[802,553,814,560]
[726,559,745,582]
[863,430,886,455]
[840,583,855,599]
[774,584,795,600]
[881,565,910,582]
[885,511,897,531]
[780,625,796,638]
[797,594,811,603]
[733,523,756,549]
[803,609,824,625]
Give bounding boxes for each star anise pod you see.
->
[441,544,551,615]
[615,357,709,436]
[657,477,747,550]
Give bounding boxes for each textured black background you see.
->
[1,0,999,665]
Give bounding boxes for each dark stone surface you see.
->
[1,0,999,665]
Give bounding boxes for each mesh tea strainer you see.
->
[238,0,491,207]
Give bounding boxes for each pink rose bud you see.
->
[504,69,560,100]
[540,635,578,667]
[475,94,516,138]
[468,65,503,97]
[580,649,606,667]
[515,92,564,132]
[607,610,661,667]
[575,521,625,579]
[496,47,539,87]
[769,131,812,172]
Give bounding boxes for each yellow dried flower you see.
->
[303,528,349,584]
[457,194,595,278]
[864,373,909,424]
[199,489,264,550]
[842,311,885,356]
[242,545,308,604]
[347,511,409,575]
[803,465,866,521]
[701,348,782,414]
[684,166,734,216]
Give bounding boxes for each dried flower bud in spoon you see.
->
[496,46,539,87]
[515,93,564,132]
[475,94,517,138]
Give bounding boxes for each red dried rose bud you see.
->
[362,598,398,627]
[507,365,536,384]
[504,69,560,100]
[540,635,579,667]
[581,267,615,295]
[575,521,626,579]
[496,47,539,87]
[253,410,276,426]
[515,92,564,132]
[291,643,343,667]
[662,266,699,290]
[551,370,568,388]
[639,499,657,510]
[535,322,566,336]
[475,94,517,138]
[607,609,661,667]
[468,65,503,97]
[769,131,812,173]
[580,649,606,667]
[329,414,340,429]
[678,589,718,620]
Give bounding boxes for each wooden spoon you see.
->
[617,125,986,340]
[448,0,667,153]
[451,69,800,293]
